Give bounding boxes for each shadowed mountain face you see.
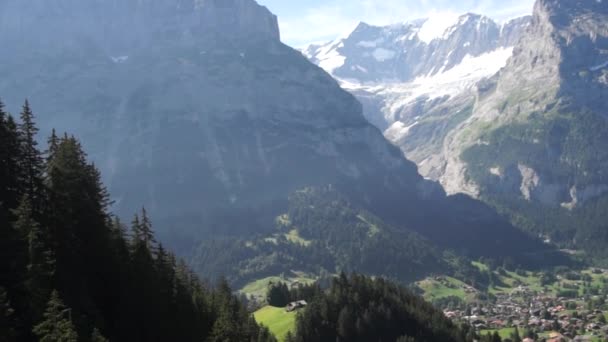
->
[0,0,552,264]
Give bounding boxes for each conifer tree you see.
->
[33,291,78,342]
[13,195,54,319]
[0,111,25,294]
[0,101,23,218]
[17,100,44,209]
[0,287,16,342]
[139,207,156,251]
[130,214,141,249]
[46,129,59,163]
[90,327,109,342]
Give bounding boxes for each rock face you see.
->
[0,0,422,231]
[441,0,608,206]
[0,0,280,52]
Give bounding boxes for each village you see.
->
[426,267,608,342]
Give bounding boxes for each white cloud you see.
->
[278,4,358,46]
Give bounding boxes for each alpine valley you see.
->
[1,0,608,341]
[0,0,558,286]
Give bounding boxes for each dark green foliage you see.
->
[192,186,446,287]
[289,274,467,342]
[0,287,16,341]
[32,290,78,342]
[0,101,275,342]
[16,100,45,212]
[266,282,290,307]
[479,332,502,342]
[90,328,108,342]
[13,196,54,321]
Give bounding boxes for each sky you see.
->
[256,0,535,47]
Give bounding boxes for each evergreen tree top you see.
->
[33,290,78,342]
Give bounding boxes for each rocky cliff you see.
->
[441,0,608,204]
[0,0,425,232]
[0,0,279,52]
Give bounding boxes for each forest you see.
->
[0,100,276,341]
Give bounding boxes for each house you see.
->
[547,332,565,342]
[285,300,307,312]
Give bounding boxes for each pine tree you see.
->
[0,287,17,341]
[0,99,26,220]
[138,207,156,251]
[46,129,59,163]
[130,214,141,245]
[33,290,78,342]
[90,328,109,342]
[13,196,54,319]
[17,100,44,209]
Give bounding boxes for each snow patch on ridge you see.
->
[357,38,384,48]
[382,47,513,113]
[590,60,608,71]
[417,13,460,43]
[372,48,396,62]
[315,40,346,73]
[384,121,419,142]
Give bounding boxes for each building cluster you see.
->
[444,286,608,341]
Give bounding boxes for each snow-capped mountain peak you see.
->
[304,12,531,178]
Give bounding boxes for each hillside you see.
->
[190,186,447,289]
[254,306,297,342]
[288,274,468,342]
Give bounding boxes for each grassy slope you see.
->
[421,261,608,303]
[254,306,297,342]
[480,328,516,339]
[239,272,317,299]
[417,276,470,301]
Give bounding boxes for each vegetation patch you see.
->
[254,306,297,342]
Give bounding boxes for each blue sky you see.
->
[256,0,535,47]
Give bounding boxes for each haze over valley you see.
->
[1,1,608,341]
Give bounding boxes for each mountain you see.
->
[442,0,608,255]
[0,0,423,234]
[0,0,557,274]
[307,0,608,258]
[303,14,530,130]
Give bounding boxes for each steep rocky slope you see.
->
[442,0,608,202]
[438,0,608,251]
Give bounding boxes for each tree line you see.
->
[0,100,275,341]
